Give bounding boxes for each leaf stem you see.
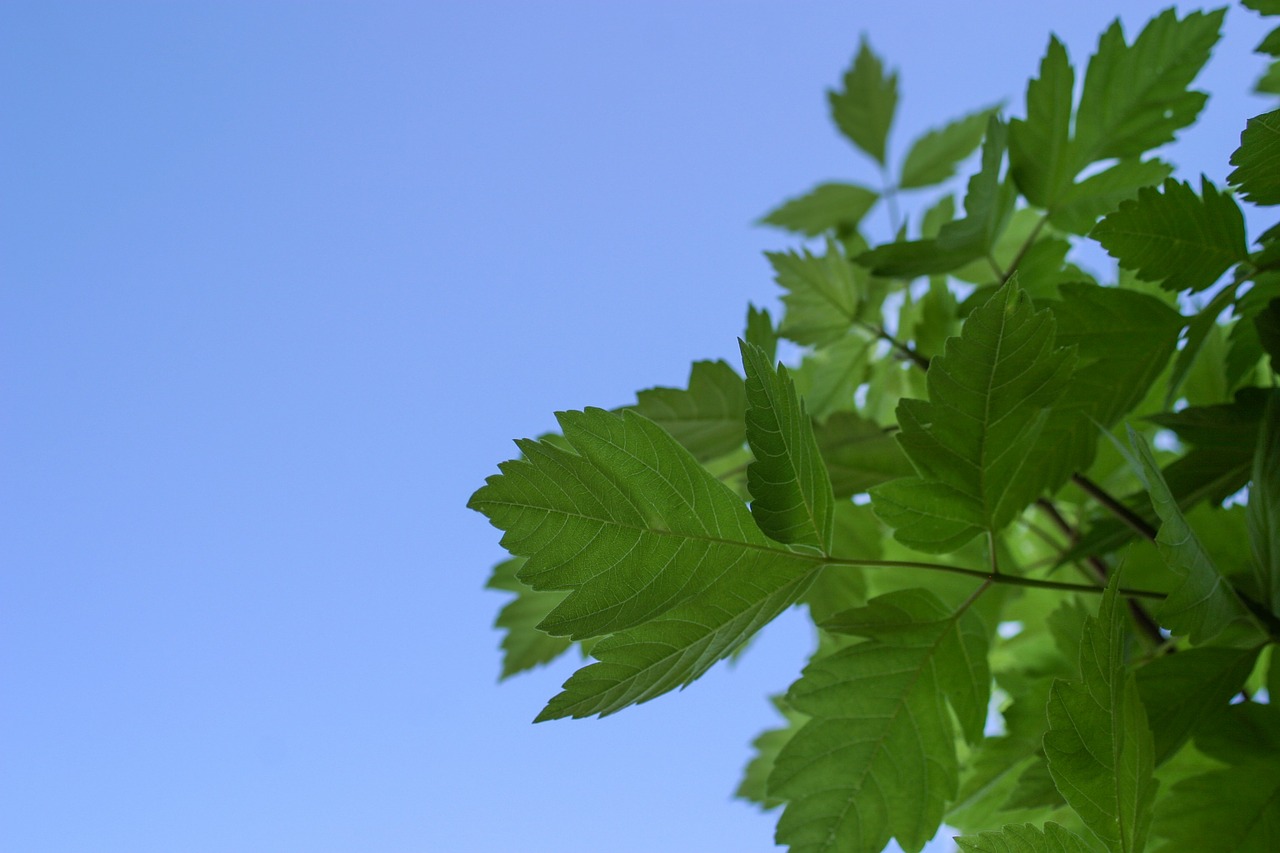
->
[857,321,931,370]
[821,556,1166,600]
[1070,473,1158,542]
[1000,212,1049,285]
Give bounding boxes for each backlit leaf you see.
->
[628,360,746,462]
[486,557,575,679]
[829,38,898,165]
[956,823,1098,853]
[1228,109,1280,205]
[900,106,999,190]
[760,182,879,235]
[769,239,862,346]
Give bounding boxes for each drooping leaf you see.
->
[955,822,1099,853]
[1228,109,1280,206]
[1152,704,1280,853]
[468,407,818,643]
[759,182,879,235]
[829,37,898,165]
[899,106,999,190]
[870,281,1075,552]
[1044,575,1157,853]
[628,360,747,463]
[1247,395,1280,616]
[741,341,835,551]
[486,557,576,679]
[1135,646,1259,765]
[813,410,914,498]
[769,589,990,853]
[1091,177,1249,293]
[1125,426,1263,645]
[769,239,862,346]
[1072,9,1223,163]
[1010,36,1076,209]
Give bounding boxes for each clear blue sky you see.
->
[1,3,1270,852]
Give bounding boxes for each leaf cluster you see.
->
[473,5,1280,851]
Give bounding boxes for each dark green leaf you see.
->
[1010,36,1075,209]
[1044,576,1157,853]
[813,410,914,498]
[956,822,1098,853]
[1135,646,1260,765]
[900,106,999,190]
[1228,110,1280,205]
[741,341,835,551]
[628,360,746,463]
[1050,158,1173,235]
[770,589,990,853]
[1248,394,1280,616]
[759,182,879,235]
[745,303,777,363]
[829,38,898,165]
[1091,177,1248,293]
[1254,298,1280,367]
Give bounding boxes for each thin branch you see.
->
[1071,473,1158,542]
[1001,213,1049,284]
[857,321,931,371]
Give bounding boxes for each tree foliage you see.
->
[473,4,1280,850]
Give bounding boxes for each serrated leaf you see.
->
[1044,576,1157,853]
[736,695,809,810]
[746,303,778,363]
[769,239,862,346]
[1050,158,1173,235]
[1125,426,1263,645]
[1073,9,1222,163]
[899,106,999,190]
[486,557,576,679]
[741,341,835,551]
[1229,110,1280,205]
[813,410,914,498]
[870,281,1075,552]
[769,589,990,853]
[759,182,879,235]
[1248,394,1280,615]
[628,360,747,462]
[829,38,897,165]
[1152,704,1280,852]
[956,822,1099,853]
[468,408,817,643]
[1092,177,1248,293]
[1010,36,1076,209]
[1135,646,1259,765]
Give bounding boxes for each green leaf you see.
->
[1247,394,1280,616]
[468,408,816,642]
[769,238,862,345]
[792,334,874,419]
[745,303,777,363]
[956,823,1099,853]
[1164,280,1237,405]
[1152,704,1280,853]
[1073,9,1222,163]
[1253,298,1280,368]
[1228,109,1280,205]
[486,557,576,679]
[1050,158,1173,235]
[628,360,746,463]
[870,281,1075,552]
[1091,177,1249,293]
[1010,36,1076,209]
[769,589,990,853]
[1125,426,1263,645]
[829,37,898,165]
[759,182,879,235]
[1135,646,1259,765]
[813,410,914,498]
[736,695,808,810]
[899,106,999,190]
[1044,575,1157,853]
[741,341,835,551]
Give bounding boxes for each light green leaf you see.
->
[769,238,862,346]
[813,410,914,498]
[899,105,999,190]
[1152,704,1280,852]
[956,822,1099,853]
[1010,36,1076,209]
[759,182,879,235]
[1092,177,1248,293]
[870,281,1075,552]
[1073,9,1222,163]
[770,589,990,853]
[628,360,746,462]
[829,37,898,165]
[486,557,576,679]
[1248,394,1280,616]
[1044,575,1157,853]
[468,407,816,643]
[1125,426,1263,645]
[1228,110,1280,205]
[792,334,874,419]
[741,341,835,551]
[1135,646,1259,765]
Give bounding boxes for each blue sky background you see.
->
[1,3,1272,852]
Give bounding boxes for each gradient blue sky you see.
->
[1,3,1271,852]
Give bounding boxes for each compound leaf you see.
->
[1044,576,1157,853]
[870,281,1075,552]
[769,589,990,853]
